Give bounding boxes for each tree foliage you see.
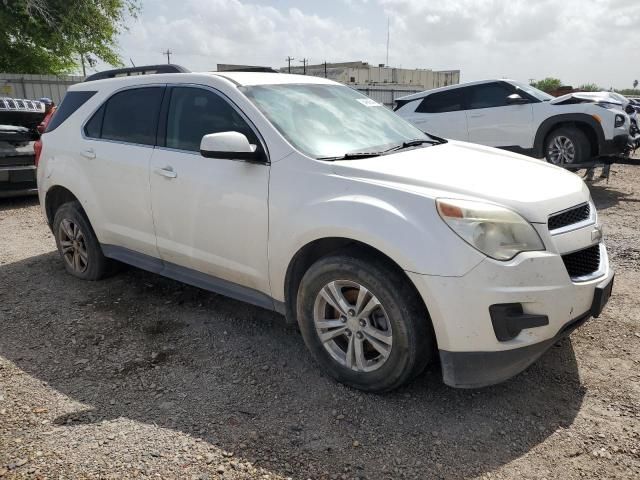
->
[616,88,640,96]
[0,0,140,74]
[530,77,563,93]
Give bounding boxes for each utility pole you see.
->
[163,49,172,64]
[286,56,295,73]
[299,58,308,75]
[323,61,327,78]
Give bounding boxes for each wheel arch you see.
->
[282,237,435,342]
[44,185,82,228]
[533,114,605,158]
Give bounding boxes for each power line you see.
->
[285,56,295,73]
[162,49,172,64]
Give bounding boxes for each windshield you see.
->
[241,84,431,159]
[511,81,554,102]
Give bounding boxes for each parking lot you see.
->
[0,163,639,479]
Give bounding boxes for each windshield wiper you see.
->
[387,137,445,153]
[318,151,386,161]
[318,135,447,161]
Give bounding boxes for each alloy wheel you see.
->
[313,280,392,372]
[548,135,576,165]
[59,218,88,273]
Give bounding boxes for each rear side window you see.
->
[467,82,515,110]
[45,91,96,132]
[85,87,164,146]
[416,89,465,113]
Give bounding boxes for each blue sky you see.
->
[105,0,640,89]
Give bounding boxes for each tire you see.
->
[52,201,114,280]
[296,253,434,392]
[544,127,591,166]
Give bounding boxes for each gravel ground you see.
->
[1,162,639,479]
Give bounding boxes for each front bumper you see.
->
[439,310,591,388]
[600,133,631,156]
[407,240,614,388]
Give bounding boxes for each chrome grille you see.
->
[548,203,590,231]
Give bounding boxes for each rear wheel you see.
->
[544,127,591,166]
[296,253,434,392]
[53,201,114,280]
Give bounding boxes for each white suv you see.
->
[395,80,630,167]
[38,69,614,391]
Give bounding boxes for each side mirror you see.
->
[507,93,529,105]
[200,131,265,162]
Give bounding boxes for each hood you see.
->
[550,91,628,107]
[331,141,590,223]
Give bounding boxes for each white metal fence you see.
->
[352,85,424,108]
[0,72,426,109]
[0,73,84,104]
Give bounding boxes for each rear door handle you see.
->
[469,114,484,118]
[80,148,96,159]
[155,166,177,179]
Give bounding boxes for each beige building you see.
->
[280,61,460,90]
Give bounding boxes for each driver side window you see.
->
[467,82,515,110]
[165,87,257,152]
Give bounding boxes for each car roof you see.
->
[396,79,516,102]
[69,71,340,92]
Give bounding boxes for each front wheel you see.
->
[544,127,591,166]
[296,253,434,392]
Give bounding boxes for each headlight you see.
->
[436,199,544,261]
[614,114,626,128]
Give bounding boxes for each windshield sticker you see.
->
[356,98,382,107]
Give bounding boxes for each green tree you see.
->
[530,77,563,93]
[0,0,140,74]
[578,83,602,92]
[634,80,639,89]
[616,89,640,96]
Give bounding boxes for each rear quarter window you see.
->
[45,91,97,132]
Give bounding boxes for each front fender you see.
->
[268,160,485,302]
[533,113,605,157]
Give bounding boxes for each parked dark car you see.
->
[0,97,45,197]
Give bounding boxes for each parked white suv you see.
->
[395,80,630,167]
[38,68,614,391]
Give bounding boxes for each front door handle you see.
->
[80,148,96,159]
[468,113,484,118]
[155,166,177,179]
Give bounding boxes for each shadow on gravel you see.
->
[0,195,39,212]
[0,252,586,479]
[589,184,640,211]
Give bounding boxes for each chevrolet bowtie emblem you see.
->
[591,225,603,242]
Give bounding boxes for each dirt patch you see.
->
[0,164,639,479]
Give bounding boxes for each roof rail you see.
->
[84,64,190,82]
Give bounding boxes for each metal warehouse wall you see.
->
[0,73,84,104]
